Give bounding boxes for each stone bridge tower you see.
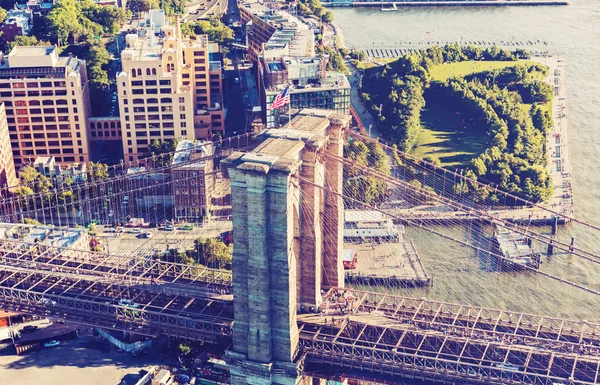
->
[222,110,350,385]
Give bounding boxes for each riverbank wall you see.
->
[323,0,570,7]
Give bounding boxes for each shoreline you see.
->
[323,0,570,7]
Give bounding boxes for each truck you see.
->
[343,249,357,270]
[152,369,171,385]
[0,327,20,343]
[127,218,149,228]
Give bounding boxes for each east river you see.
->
[332,1,600,321]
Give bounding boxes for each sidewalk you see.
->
[534,55,574,217]
[346,61,379,138]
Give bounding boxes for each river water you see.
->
[333,1,600,321]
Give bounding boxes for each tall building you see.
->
[0,103,17,188]
[239,0,316,63]
[117,11,224,162]
[261,56,350,128]
[0,46,91,168]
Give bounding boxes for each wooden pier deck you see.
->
[344,240,432,288]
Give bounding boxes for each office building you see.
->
[260,56,350,128]
[0,103,17,188]
[171,139,214,221]
[0,46,92,168]
[239,0,315,63]
[117,10,224,162]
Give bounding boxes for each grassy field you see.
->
[429,60,535,82]
[413,100,488,167]
[354,57,398,71]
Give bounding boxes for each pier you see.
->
[344,240,432,287]
[323,0,570,7]
[352,40,552,59]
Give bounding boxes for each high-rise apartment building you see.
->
[0,46,91,168]
[0,103,17,188]
[117,11,224,162]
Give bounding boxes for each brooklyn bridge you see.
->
[0,110,599,385]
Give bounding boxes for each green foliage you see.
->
[87,161,109,181]
[343,140,390,207]
[350,50,366,61]
[362,44,554,203]
[192,238,233,269]
[181,17,234,44]
[316,45,348,75]
[46,0,126,45]
[147,139,179,167]
[21,218,42,225]
[299,0,332,22]
[160,0,186,15]
[6,35,51,53]
[19,166,53,194]
[179,343,192,356]
[127,0,159,13]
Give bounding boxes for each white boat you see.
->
[492,224,541,270]
[381,3,397,11]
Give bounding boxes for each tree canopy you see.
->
[360,44,554,203]
[181,17,234,44]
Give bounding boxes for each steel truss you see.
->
[0,238,232,295]
[0,266,233,343]
[298,290,600,384]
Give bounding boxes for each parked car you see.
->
[20,325,39,333]
[181,224,194,230]
[44,340,60,348]
[131,228,142,234]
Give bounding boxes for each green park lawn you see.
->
[429,60,535,82]
[414,60,552,168]
[413,100,489,168]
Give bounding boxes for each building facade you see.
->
[117,11,224,162]
[0,103,17,188]
[0,8,32,45]
[261,57,350,128]
[239,0,315,63]
[0,46,91,169]
[171,140,213,221]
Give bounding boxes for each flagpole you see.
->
[288,104,291,128]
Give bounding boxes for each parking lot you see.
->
[99,221,232,258]
[0,335,166,385]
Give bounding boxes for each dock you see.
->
[344,240,432,288]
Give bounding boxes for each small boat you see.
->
[381,3,397,11]
[492,224,541,270]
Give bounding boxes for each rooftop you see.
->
[345,210,391,223]
[9,45,55,58]
[266,71,350,93]
[172,140,212,169]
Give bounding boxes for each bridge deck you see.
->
[0,267,233,343]
[297,289,600,385]
[0,239,232,295]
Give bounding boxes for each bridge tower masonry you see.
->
[222,110,351,385]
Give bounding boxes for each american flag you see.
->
[271,86,291,110]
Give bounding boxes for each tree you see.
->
[187,17,234,44]
[127,0,159,13]
[7,35,50,52]
[322,10,334,23]
[87,162,109,181]
[0,7,6,24]
[193,238,232,269]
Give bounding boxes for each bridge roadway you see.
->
[297,289,600,385]
[0,264,233,343]
[0,239,232,297]
[1,264,598,385]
